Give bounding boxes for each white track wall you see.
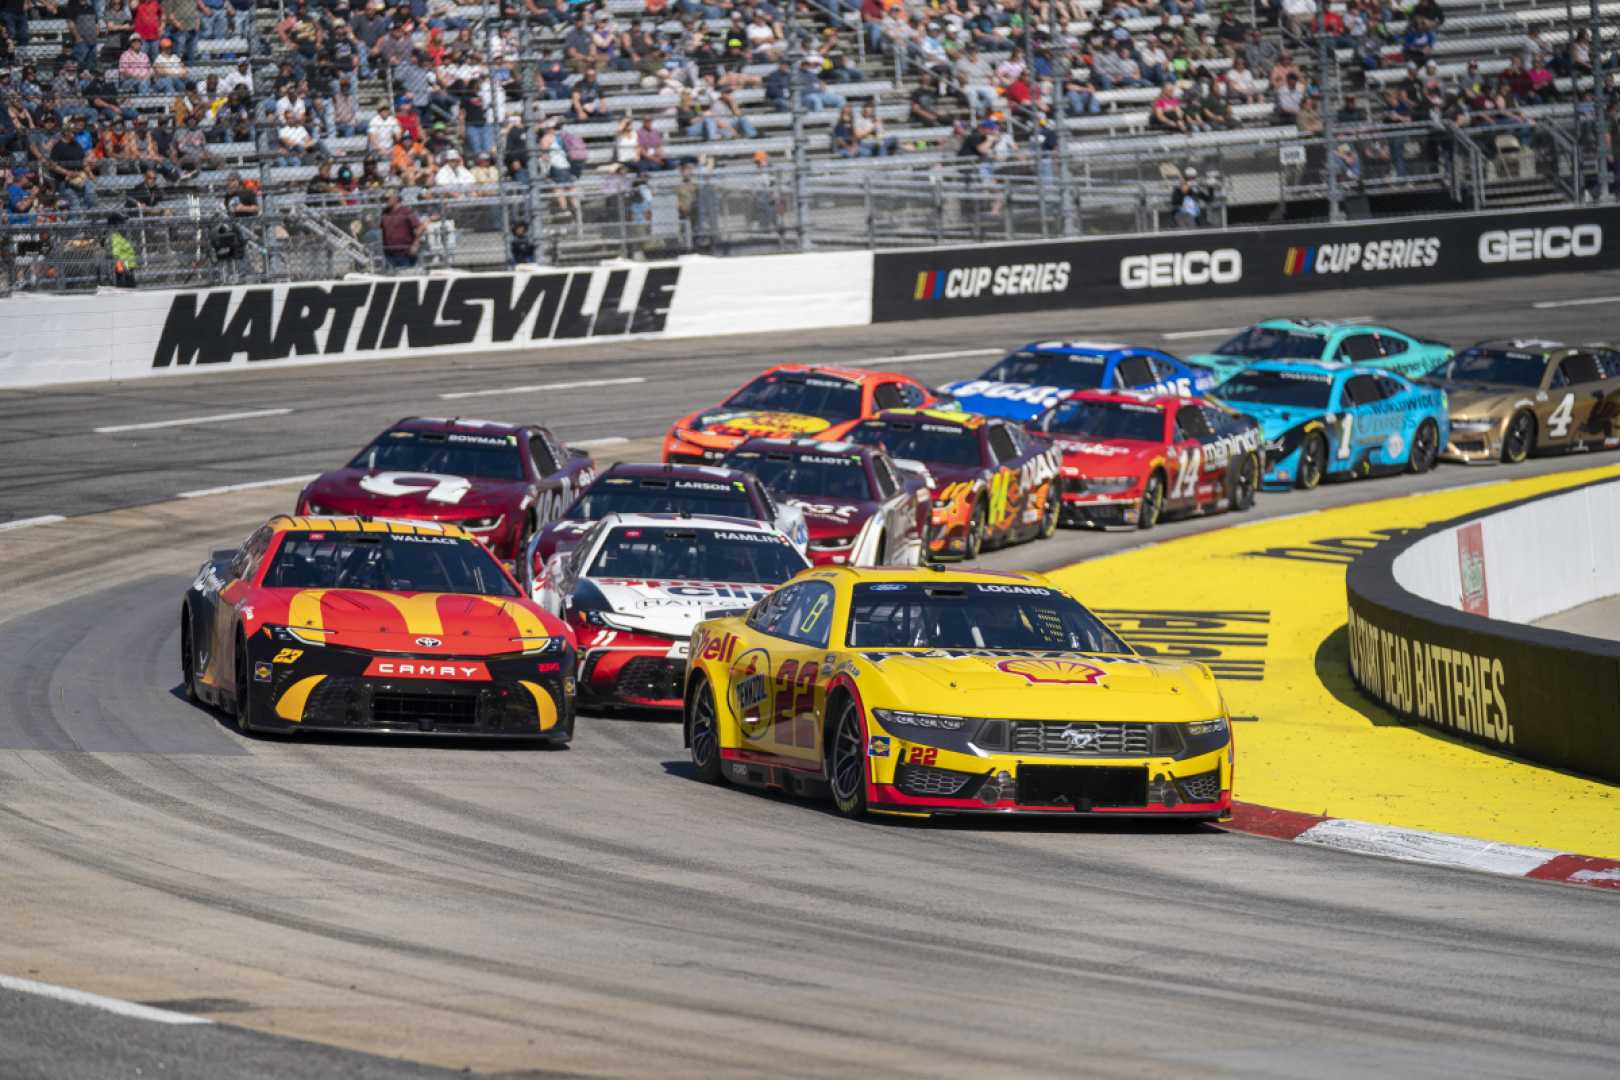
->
[1392,480,1620,623]
[0,250,874,390]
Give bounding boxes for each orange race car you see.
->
[663,365,943,465]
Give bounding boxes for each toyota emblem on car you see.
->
[415,637,443,648]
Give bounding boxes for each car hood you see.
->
[585,576,777,639]
[850,650,1222,723]
[1437,385,1530,418]
[1050,436,1160,471]
[1218,401,1327,438]
[257,587,561,655]
[532,518,594,563]
[304,468,527,519]
[782,495,877,540]
[939,379,1071,420]
[687,409,837,440]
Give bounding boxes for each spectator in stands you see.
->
[701,77,759,141]
[958,116,997,180]
[831,103,858,157]
[1,0,28,51]
[746,10,782,63]
[1410,0,1444,29]
[1268,52,1300,93]
[570,66,609,123]
[380,189,424,267]
[796,57,845,113]
[1151,83,1188,133]
[508,218,536,267]
[1402,17,1436,67]
[1295,89,1322,135]
[5,169,38,225]
[125,166,164,214]
[1137,34,1170,87]
[855,100,898,157]
[910,72,952,126]
[1225,56,1262,105]
[1242,28,1278,76]
[470,151,498,186]
[434,148,475,192]
[199,0,226,44]
[956,46,999,112]
[278,106,320,164]
[119,36,153,92]
[162,0,200,63]
[389,127,430,183]
[220,57,251,96]
[1094,44,1147,90]
[1215,9,1247,57]
[1275,71,1305,123]
[636,114,672,171]
[368,100,400,155]
[1063,73,1101,117]
[1170,167,1207,228]
[48,118,97,211]
[152,37,187,93]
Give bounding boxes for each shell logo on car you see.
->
[994,657,1108,685]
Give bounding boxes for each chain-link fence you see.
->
[0,121,1598,294]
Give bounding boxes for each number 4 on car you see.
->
[683,566,1235,821]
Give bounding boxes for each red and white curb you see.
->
[1227,803,1620,891]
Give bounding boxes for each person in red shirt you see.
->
[132,0,164,57]
[395,98,424,143]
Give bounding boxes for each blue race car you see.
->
[941,341,1219,422]
[1189,318,1454,386]
[1212,360,1449,489]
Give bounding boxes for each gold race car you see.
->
[1431,340,1620,463]
[682,566,1234,820]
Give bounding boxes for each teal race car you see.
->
[1190,319,1453,385]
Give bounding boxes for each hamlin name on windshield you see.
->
[913,262,1071,301]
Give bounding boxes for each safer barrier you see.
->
[0,250,872,389]
[1344,476,1620,783]
[871,204,1620,321]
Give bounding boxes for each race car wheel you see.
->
[1503,411,1535,464]
[1408,419,1439,474]
[233,630,257,734]
[1038,483,1060,539]
[180,606,200,704]
[1139,473,1165,529]
[686,678,724,785]
[1297,433,1327,490]
[827,696,868,820]
[963,502,987,561]
[1232,455,1258,511]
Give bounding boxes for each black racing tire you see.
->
[233,629,257,734]
[1138,472,1165,530]
[826,695,869,820]
[686,678,724,784]
[962,501,987,561]
[1408,419,1440,474]
[1037,483,1060,539]
[1297,433,1328,490]
[1502,411,1535,464]
[1232,455,1258,512]
[180,605,201,704]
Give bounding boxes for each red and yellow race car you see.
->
[182,515,574,740]
[844,408,1062,559]
[663,364,942,465]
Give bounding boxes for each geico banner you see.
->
[871,205,1620,321]
[0,251,873,389]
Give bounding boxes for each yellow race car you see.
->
[683,566,1234,820]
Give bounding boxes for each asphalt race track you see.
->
[1,271,1618,1078]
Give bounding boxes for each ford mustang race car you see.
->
[682,566,1234,820]
[1213,361,1449,489]
[182,516,573,740]
[1189,319,1453,385]
[525,462,808,571]
[722,438,932,567]
[941,342,1216,421]
[663,365,941,465]
[845,409,1062,559]
[532,513,810,709]
[297,417,595,565]
[1029,391,1261,529]
[1427,340,1620,464]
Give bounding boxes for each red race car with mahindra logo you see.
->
[525,462,809,573]
[181,516,574,741]
[1028,391,1262,529]
[662,364,941,465]
[844,409,1062,560]
[297,417,596,565]
[721,437,933,566]
[531,514,810,710]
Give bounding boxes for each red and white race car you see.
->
[1027,391,1263,529]
[529,513,810,709]
[721,437,932,566]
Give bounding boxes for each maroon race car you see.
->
[721,437,932,566]
[1027,390,1262,529]
[524,462,810,584]
[297,417,596,564]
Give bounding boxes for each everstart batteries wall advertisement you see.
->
[871,205,1620,321]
